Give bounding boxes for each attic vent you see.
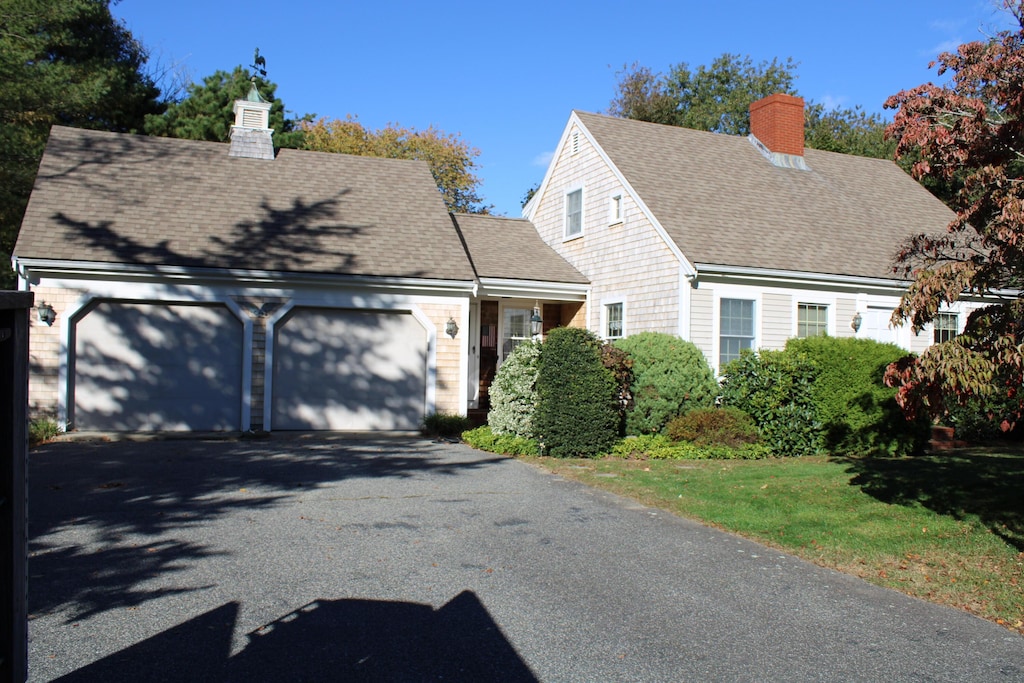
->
[242,108,264,128]
[571,131,580,155]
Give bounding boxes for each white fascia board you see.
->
[15,257,476,294]
[693,263,913,292]
[570,114,697,279]
[477,277,588,301]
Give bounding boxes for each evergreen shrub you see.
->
[720,349,822,457]
[786,336,927,456]
[488,340,540,438]
[534,327,619,457]
[666,407,760,447]
[613,332,718,435]
[461,425,539,455]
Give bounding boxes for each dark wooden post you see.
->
[0,291,33,682]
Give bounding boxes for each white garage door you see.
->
[272,308,427,430]
[74,301,244,431]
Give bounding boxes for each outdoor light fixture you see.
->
[530,305,543,337]
[851,312,863,332]
[445,317,459,339]
[37,302,56,326]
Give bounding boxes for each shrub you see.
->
[534,327,619,457]
[600,343,634,433]
[462,425,539,455]
[613,332,717,435]
[666,407,759,447]
[609,434,772,460]
[488,340,540,438]
[720,349,822,457]
[786,336,927,457]
[29,419,59,446]
[421,412,472,438]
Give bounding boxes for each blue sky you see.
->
[114,1,1015,216]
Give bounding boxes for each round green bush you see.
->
[666,407,759,447]
[613,332,717,435]
[488,340,540,438]
[785,336,927,457]
[534,327,619,457]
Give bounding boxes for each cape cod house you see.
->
[14,91,975,432]
[523,94,982,372]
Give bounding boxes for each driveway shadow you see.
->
[54,590,537,682]
[29,438,509,622]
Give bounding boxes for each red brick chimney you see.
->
[749,94,804,157]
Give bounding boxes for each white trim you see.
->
[608,193,624,225]
[792,298,835,338]
[476,277,588,300]
[564,185,584,240]
[601,296,626,340]
[712,286,763,374]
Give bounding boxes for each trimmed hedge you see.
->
[609,434,772,460]
[614,332,718,435]
[786,336,927,457]
[488,340,540,438]
[462,425,539,455]
[534,327,619,457]
[720,348,823,457]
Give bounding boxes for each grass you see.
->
[520,447,1024,634]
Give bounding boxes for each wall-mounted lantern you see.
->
[445,317,459,339]
[530,305,543,337]
[851,311,863,332]
[37,302,56,326]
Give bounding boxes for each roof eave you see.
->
[477,276,589,301]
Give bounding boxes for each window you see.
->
[605,302,624,339]
[609,194,623,224]
[797,303,828,338]
[934,313,958,343]
[501,307,532,360]
[720,298,755,367]
[565,189,583,237]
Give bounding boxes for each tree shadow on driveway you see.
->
[29,437,510,623]
[54,590,537,682]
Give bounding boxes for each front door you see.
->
[477,301,498,409]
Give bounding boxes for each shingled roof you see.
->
[452,213,587,284]
[15,126,477,281]
[574,111,955,280]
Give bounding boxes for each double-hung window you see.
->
[720,298,755,367]
[934,313,958,344]
[605,302,624,339]
[565,189,583,238]
[797,303,828,338]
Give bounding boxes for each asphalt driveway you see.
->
[27,436,1024,682]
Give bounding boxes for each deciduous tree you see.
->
[0,0,162,287]
[609,54,893,159]
[302,117,489,214]
[883,1,1024,427]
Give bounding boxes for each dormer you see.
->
[229,80,275,160]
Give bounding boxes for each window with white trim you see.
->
[605,302,624,339]
[609,194,623,224]
[720,298,755,367]
[501,307,532,361]
[797,303,828,338]
[565,188,583,238]
[934,313,958,343]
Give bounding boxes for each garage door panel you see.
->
[74,302,243,431]
[273,309,427,430]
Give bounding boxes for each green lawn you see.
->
[520,448,1024,633]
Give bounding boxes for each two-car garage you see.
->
[70,300,429,432]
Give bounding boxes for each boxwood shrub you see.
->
[785,336,927,457]
[534,327,619,457]
[613,332,718,435]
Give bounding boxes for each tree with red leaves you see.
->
[884,1,1024,429]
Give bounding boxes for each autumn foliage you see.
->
[884,1,1024,426]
